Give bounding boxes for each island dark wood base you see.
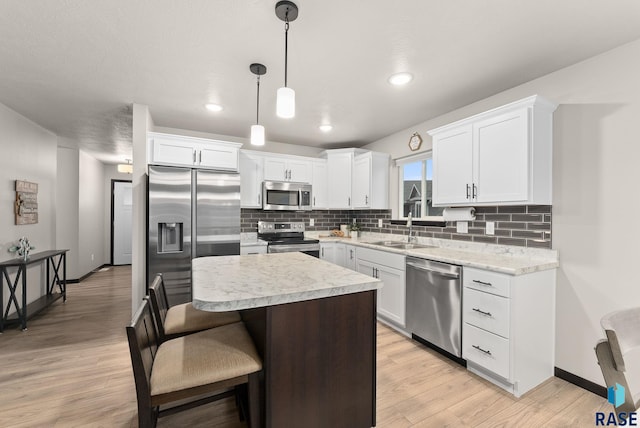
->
[242,290,377,428]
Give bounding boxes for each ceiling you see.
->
[1,1,640,164]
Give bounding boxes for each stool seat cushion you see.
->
[151,322,262,397]
[163,303,241,336]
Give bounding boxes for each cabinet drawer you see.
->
[356,247,404,270]
[463,288,510,338]
[464,267,510,297]
[463,323,510,380]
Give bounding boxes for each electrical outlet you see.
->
[91,254,95,261]
[456,221,468,234]
[378,219,383,228]
[486,221,495,235]
[309,218,314,226]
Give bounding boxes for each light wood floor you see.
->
[0,265,610,427]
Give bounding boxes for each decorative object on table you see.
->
[408,132,423,151]
[14,180,38,225]
[348,222,361,238]
[8,236,35,261]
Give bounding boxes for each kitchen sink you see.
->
[367,241,436,250]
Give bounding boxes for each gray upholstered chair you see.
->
[126,299,262,428]
[595,307,640,413]
[148,273,241,342]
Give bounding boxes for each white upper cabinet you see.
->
[324,149,390,210]
[239,151,264,208]
[432,126,473,206]
[149,132,241,171]
[429,95,557,206]
[263,155,311,183]
[325,150,354,209]
[352,152,390,209]
[311,160,328,209]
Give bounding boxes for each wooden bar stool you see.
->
[126,299,262,428]
[148,273,241,342]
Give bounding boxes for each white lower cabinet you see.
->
[356,247,405,327]
[320,242,346,267]
[462,266,556,397]
[344,244,357,271]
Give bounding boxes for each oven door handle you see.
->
[268,244,321,253]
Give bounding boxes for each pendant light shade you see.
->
[275,1,298,119]
[276,87,295,119]
[251,124,265,146]
[250,63,267,146]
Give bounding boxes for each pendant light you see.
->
[275,1,298,119]
[250,63,267,146]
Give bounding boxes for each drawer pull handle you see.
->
[472,345,492,355]
[472,308,492,317]
[472,279,493,287]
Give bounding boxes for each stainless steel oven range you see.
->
[257,221,320,258]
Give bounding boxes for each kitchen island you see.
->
[192,252,382,428]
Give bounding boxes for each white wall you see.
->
[0,102,57,311]
[364,38,640,387]
[78,151,105,275]
[56,147,80,278]
[131,104,153,315]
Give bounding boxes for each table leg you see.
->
[0,268,4,333]
[21,266,27,330]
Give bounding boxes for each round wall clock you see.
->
[408,132,422,151]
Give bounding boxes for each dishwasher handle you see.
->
[406,261,460,279]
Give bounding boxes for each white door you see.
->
[113,181,133,265]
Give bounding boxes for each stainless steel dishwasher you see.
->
[406,256,463,360]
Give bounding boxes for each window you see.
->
[398,154,444,220]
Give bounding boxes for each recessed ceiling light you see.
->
[388,72,413,86]
[319,124,333,132]
[205,103,223,112]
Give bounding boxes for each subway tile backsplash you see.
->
[241,205,552,249]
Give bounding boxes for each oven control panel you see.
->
[258,221,305,234]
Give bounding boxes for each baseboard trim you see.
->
[67,264,112,284]
[554,367,606,398]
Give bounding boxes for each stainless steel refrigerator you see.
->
[147,165,240,306]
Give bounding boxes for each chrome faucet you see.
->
[407,213,415,243]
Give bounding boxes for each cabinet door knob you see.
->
[472,279,493,287]
[472,344,492,355]
[472,183,477,199]
[193,150,197,164]
[466,184,471,199]
[198,151,202,164]
[472,308,492,317]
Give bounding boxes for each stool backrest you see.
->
[126,299,159,413]
[148,274,170,340]
[596,307,640,412]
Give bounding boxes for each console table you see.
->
[0,249,68,332]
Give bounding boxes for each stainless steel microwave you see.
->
[262,181,312,211]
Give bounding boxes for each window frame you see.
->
[396,151,445,223]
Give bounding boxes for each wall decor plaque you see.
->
[15,180,38,225]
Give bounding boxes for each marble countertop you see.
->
[311,233,558,275]
[192,252,382,311]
